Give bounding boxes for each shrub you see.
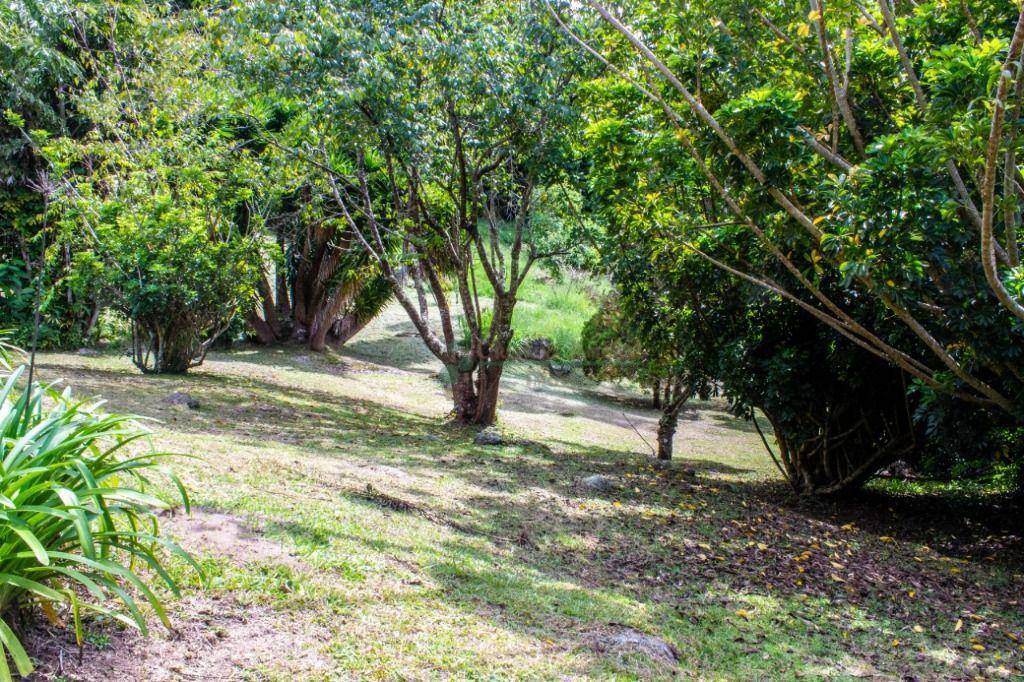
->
[0,361,198,680]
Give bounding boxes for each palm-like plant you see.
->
[0,354,198,680]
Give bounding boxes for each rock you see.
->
[474,427,505,446]
[166,391,200,410]
[878,459,919,480]
[76,348,100,357]
[578,474,616,493]
[592,628,679,667]
[520,338,555,361]
[548,361,572,377]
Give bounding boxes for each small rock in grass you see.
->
[76,347,100,357]
[474,427,505,446]
[520,338,555,361]
[592,628,679,667]
[547,361,572,377]
[166,391,200,410]
[578,474,616,493]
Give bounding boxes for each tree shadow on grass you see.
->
[242,469,979,680]
[34,355,1024,678]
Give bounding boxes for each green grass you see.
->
[22,316,1024,679]
[506,269,605,361]
[468,224,607,361]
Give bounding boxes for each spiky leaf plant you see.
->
[0,355,198,680]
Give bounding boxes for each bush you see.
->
[110,200,259,373]
[0,360,198,680]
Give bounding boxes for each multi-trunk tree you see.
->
[245,185,394,352]
[231,0,586,423]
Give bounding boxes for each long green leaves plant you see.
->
[0,342,199,680]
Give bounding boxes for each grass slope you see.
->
[23,305,1024,681]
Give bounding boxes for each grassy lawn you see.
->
[20,305,1024,680]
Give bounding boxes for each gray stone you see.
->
[166,391,200,410]
[474,427,505,446]
[520,338,555,361]
[593,628,679,667]
[578,474,616,493]
[548,361,572,377]
[76,348,100,357]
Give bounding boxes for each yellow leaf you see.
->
[735,609,752,620]
[797,23,811,37]
[879,536,894,543]
[612,501,622,507]
[892,639,901,647]
[807,9,822,21]
[831,573,845,583]
[830,561,845,569]
[39,599,63,627]
[955,619,964,632]
[972,644,986,652]
[840,523,854,530]
[913,625,924,633]
[757,543,769,551]
[908,590,916,598]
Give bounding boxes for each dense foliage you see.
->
[6,0,1024,489]
[224,0,590,423]
[564,0,1024,493]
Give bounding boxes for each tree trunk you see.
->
[447,358,505,426]
[473,360,504,425]
[451,369,480,424]
[247,311,279,346]
[656,398,685,460]
[652,381,661,409]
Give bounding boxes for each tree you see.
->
[36,2,263,373]
[245,168,395,352]
[229,0,588,423]
[0,0,147,347]
[582,296,711,461]
[553,0,1024,493]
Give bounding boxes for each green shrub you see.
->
[0,362,198,680]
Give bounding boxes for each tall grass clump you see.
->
[464,265,606,361]
[510,272,604,360]
[0,348,198,680]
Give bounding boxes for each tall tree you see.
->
[560,0,1024,492]
[229,0,587,423]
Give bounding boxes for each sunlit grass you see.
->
[25,337,1024,681]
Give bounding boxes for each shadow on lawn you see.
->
[36,354,1024,679]
[253,492,865,680]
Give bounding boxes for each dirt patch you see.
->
[26,595,331,681]
[161,508,301,567]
